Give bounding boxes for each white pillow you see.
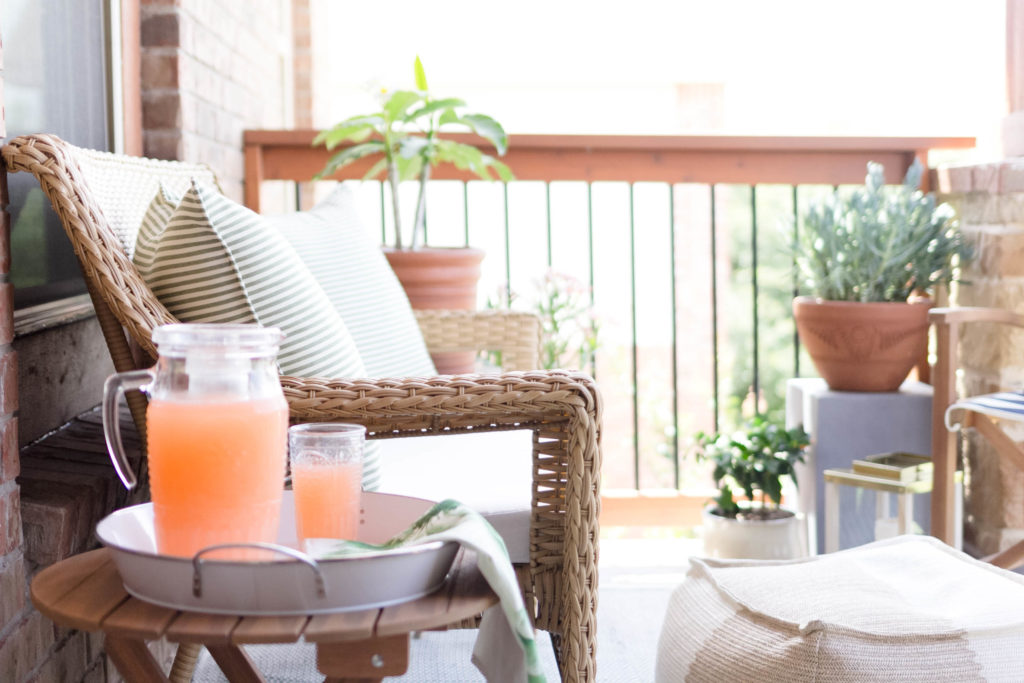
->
[268,185,436,378]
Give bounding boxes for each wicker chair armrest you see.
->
[282,368,601,681]
[414,309,541,371]
[281,368,598,433]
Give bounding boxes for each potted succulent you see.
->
[313,56,512,314]
[694,418,809,560]
[793,160,972,392]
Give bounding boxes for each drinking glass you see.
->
[289,423,365,546]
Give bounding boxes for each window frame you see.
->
[10,0,141,337]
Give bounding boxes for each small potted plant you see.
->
[483,269,601,371]
[694,418,809,560]
[314,56,512,313]
[793,160,972,392]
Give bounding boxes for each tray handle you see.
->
[192,543,327,599]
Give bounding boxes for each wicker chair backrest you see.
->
[73,146,220,258]
[2,134,219,365]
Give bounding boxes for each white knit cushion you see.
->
[656,535,1024,682]
[376,431,532,563]
[267,185,436,378]
[135,181,382,490]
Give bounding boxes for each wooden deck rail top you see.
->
[243,129,975,212]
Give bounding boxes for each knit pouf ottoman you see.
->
[656,535,1024,682]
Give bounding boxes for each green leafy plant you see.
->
[314,56,513,250]
[534,270,600,370]
[694,418,808,519]
[484,269,600,370]
[795,160,971,302]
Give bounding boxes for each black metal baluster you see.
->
[751,185,760,416]
[710,185,720,434]
[463,182,470,248]
[629,183,640,490]
[668,185,680,488]
[792,185,801,377]
[503,183,511,306]
[587,183,597,380]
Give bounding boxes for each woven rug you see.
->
[193,536,694,682]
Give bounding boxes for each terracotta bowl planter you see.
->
[383,247,485,374]
[793,296,931,392]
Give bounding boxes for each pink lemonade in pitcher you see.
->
[146,396,289,557]
[291,460,362,543]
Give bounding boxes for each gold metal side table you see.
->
[823,456,962,554]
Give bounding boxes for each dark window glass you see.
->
[3,0,111,309]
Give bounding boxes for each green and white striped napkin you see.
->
[307,499,546,683]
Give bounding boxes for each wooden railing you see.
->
[243,129,975,526]
[244,130,973,211]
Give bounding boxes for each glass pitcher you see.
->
[103,324,289,558]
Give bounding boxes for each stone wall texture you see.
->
[938,159,1024,554]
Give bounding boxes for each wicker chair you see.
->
[2,134,602,682]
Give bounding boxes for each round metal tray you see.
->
[95,491,458,615]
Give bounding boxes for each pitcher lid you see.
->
[152,323,284,356]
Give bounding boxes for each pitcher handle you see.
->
[102,369,154,490]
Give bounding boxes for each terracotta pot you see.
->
[383,247,485,374]
[793,296,931,392]
[701,507,807,560]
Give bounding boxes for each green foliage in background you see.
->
[10,188,48,288]
[485,270,600,371]
[694,417,808,518]
[314,56,512,250]
[534,270,600,370]
[795,160,971,302]
[718,184,806,428]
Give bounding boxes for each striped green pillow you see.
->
[135,181,382,490]
[133,183,180,277]
[268,185,436,377]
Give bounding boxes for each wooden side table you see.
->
[31,547,497,682]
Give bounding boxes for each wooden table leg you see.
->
[105,636,170,683]
[317,634,409,681]
[206,644,267,683]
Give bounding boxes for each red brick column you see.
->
[0,31,29,679]
[0,27,109,683]
[140,0,295,203]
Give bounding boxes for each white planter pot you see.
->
[701,507,808,560]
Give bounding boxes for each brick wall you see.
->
[0,31,34,683]
[938,163,1024,554]
[0,3,304,680]
[291,0,316,210]
[0,30,94,683]
[140,0,294,201]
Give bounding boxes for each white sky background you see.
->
[312,0,1008,158]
